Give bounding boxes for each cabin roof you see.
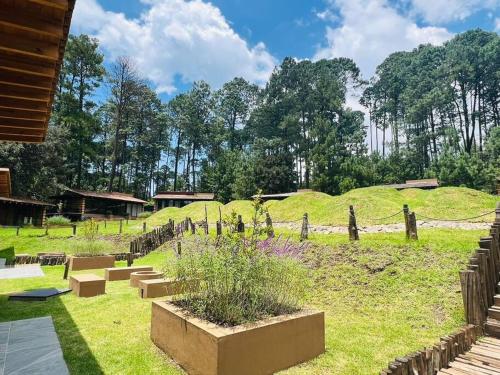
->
[152,192,215,201]
[0,195,54,206]
[383,179,440,190]
[55,189,148,204]
[0,0,76,143]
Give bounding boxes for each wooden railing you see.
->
[129,221,174,256]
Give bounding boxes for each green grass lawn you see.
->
[147,186,499,227]
[0,220,145,255]
[0,228,486,374]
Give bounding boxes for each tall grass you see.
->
[166,197,311,326]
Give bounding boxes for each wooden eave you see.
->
[0,168,11,198]
[0,0,75,143]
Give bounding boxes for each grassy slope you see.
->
[147,186,498,227]
[0,228,486,374]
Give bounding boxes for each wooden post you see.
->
[216,221,222,236]
[72,224,76,236]
[266,212,274,238]
[119,219,123,234]
[191,222,196,235]
[237,215,245,233]
[63,259,69,280]
[300,213,309,241]
[16,227,19,236]
[127,252,133,267]
[143,222,147,233]
[45,224,49,236]
[204,205,209,235]
[177,241,181,256]
[348,206,359,241]
[104,220,107,228]
[403,204,410,239]
[408,212,418,240]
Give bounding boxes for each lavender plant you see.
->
[166,195,311,326]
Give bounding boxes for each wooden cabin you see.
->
[53,189,147,221]
[0,168,53,226]
[152,192,215,210]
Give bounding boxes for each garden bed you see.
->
[69,255,115,271]
[151,301,325,375]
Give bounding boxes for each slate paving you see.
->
[8,288,72,302]
[0,317,68,375]
[0,266,44,280]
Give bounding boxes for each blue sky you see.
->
[71,0,499,103]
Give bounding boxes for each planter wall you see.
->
[129,271,163,287]
[69,255,115,271]
[151,301,325,375]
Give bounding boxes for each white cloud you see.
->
[71,0,277,94]
[314,0,452,79]
[410,0,499,24]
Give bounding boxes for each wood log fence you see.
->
[129,222,175,256]
[380,203,500,374]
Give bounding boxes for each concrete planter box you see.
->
[151,301,325,375]
[105,266,153,281]
[130,271,163,287]
[138,278,198,298]
[69,255,115,271]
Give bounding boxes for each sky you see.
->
[71,0,499,105]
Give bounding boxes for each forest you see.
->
[0,29,498,202]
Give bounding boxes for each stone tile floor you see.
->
[0,265,44,280]
[0,316,68,375]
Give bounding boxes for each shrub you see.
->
[47,215,71,226]
[167,195,310,327]
[0,247,15,263]
[73,240,112,257]
[138,211,152,219]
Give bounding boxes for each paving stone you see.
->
[8,289,71,302]
[0,266,44,280]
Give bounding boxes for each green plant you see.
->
[0,247,15,263]
[47,215,71,226]
[137,211,152,219]
[82,218,99,242]
[167,195,310,326]
[74,240,112,257]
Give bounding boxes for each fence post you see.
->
[119,219,123,234]
[16,227,19,236]
[300,213,308,241]
[72,224,76,236]
[408,212,418,240]
[45,224,49,236]
[216,221,222,236]
[143,222,147,233]
[63,259,69,280]
[191,222,196,235]
[177,241,182,257]
[403,204,410,239]
[237,215,245,233]
[266,212,274,238]
[348,205,359,241]
[204,205,209,235]
[127,252,133,267]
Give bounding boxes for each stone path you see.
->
[0,316,68,375]
[0,265,44,280]
[274,220,491,234]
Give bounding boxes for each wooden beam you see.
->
[0,132,43,143]
[28,0,69,11]
[0,71,53,90]
[0,108,47,121]
[0,86,50,102]
[0,97,50,112]
[0,31,59,61]
[0,55,55,78]
[0,8,63,39]
[0,126,45,136]
[0,118,46,129]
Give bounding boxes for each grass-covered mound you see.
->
[147,186,498,226]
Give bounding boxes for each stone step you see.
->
[490,307,500,321]
[486,318,500,338]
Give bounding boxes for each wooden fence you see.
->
[380,203,500,374]
[129,221,175,256]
